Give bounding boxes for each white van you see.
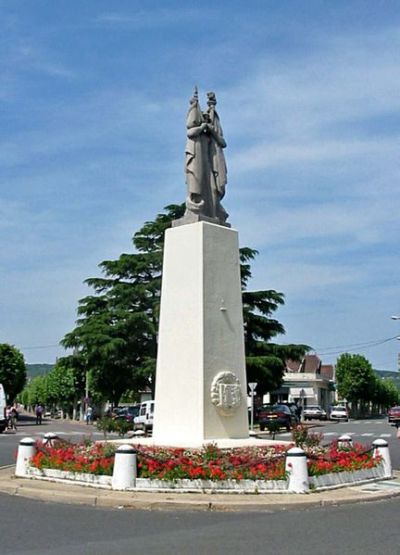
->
[0,384,7,433]
[133,401,154,433]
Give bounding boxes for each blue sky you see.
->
[1,1,400,370]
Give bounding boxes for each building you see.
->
[265,354,336,411]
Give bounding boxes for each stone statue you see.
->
[178,88,229,227]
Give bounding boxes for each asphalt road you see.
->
[2,414,400,467]
[2,414,400,554]
[0,414,114,466]
[1,492,400,554]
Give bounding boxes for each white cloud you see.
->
[93,8,213,29]
[230,137,399,174]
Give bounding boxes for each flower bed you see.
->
[31,440,116,476]
[27,438,384,493]
[31,441,288,481]
[137,444,289,481]
[307,441,380,476]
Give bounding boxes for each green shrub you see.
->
[292,424,322,448]
[113,419,131,437]
[96,417,116,438]
[96,417,132,438]
[266,420,281,439]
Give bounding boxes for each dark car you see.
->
[281,402,301,424]
[388,406,400,424]
[115,405,140,423]
[257,404,294,432]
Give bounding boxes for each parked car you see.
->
[115,404,140,424]
[330,405,349,422]
[281,402,301,424]
[303,405,327,421]
[133,401,155,433]
[257,404,294,432]
[387,406,400,424]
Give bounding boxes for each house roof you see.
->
[302,355,322,374]
[320,364,334,380]
[286,354,326,375]
[286,359,301,372]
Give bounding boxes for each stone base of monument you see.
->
[152,221,250,447]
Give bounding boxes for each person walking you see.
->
[5,406,11,430]
[85,406,93,425]
[9,406,17,432]
[35,404,43,425]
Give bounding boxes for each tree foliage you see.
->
[18,355,87,412]
[62,205,185,405]
[61,204,309,404]
[335,353,399,410]
[0,343,27,401]
[335,353,376,403]
[371,377,399,408]
[19,375,48,407]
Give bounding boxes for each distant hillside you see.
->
[375,369,400,388]
[26,364,54,378]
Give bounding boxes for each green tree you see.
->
[20,375,48,407]
[371,376,399,410]
[0,344,27,402]
[46,356,86,414]
[335,353,377,413]
[62,205,308,403]
[62,205,185,405]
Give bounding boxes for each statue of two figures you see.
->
[178,88,229,227]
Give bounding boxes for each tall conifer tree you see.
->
[63,205,309,403]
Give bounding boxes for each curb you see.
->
[2,467,400,511]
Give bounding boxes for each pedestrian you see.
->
[5,406,11,430]
[9,406,17,432]
[35,404,43,425]
[85,406,93,425]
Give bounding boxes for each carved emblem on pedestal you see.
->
[210,371,242,416]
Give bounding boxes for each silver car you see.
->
[330,406,349,422]
[303,405,327,421]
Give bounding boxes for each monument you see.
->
[153,89,249,446]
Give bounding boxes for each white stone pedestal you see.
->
[153,221,249,446]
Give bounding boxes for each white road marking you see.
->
[0,430,118,438]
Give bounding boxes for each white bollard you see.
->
[338,434,353,449]
[285,447,309,493]
[373,438,392,478]
[15,437,37,477]
[111,445,137,490]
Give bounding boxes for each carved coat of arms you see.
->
[210,371,242,416]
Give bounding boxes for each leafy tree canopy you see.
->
[335,353,377,403]
[0,343,27,402]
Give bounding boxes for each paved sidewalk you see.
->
[1,466,400,512]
